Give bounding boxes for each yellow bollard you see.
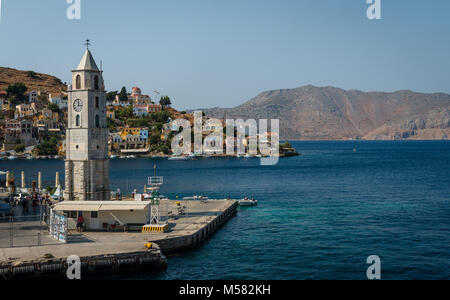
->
[145,243,153,249]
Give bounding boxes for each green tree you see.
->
[7,83,28,103]
[106,91,118,101]
[119,87,128,102]
[48,103,60,113]
[115,105,134,119]
[14,144,26,153]
[159,96,172,108]
[35,141,58,156]
[27,71,37,78]
[280,142,292,149]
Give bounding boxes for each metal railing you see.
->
[0,205,52,248]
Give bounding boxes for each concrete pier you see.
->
[79,200,239,253]
[0,242,167,279]
[0,199,238,279]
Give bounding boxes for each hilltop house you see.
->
[130,87,153,106]
[134,104,162,117]
[111,86,154,107]
[28,91,38,102]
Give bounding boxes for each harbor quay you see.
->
[0,199,238,279]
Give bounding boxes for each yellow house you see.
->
[120,128,142,140]
[40,108,59,122]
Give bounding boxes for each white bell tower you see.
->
[64,41,110,201]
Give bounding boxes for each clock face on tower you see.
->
[73,99,83,112]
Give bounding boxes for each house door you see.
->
[89,211,100,230]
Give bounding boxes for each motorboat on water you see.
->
[168,156,189,161]
[238,197,258,207]
[8,156,17,160]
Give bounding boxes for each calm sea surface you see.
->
[1,141,450,279]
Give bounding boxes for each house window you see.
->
[91,211,98,219]
[95,97,99,108]
[94,76,99,90]
[76,75,81,89]
[76,115,80,127]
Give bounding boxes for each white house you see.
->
[28,91,38,102]
[49,93,68,109]
[53,201,151,231]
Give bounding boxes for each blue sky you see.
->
[0,0,449,110]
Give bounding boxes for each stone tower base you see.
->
[64,160,110,201]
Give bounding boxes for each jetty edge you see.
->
[0,242,167,280]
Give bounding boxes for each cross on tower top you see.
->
[84,39,91,50]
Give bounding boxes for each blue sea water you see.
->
[1,141,450,279]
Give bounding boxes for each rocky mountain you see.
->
[196,85,450,140]
[0,67,67,95]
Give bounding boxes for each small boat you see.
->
[168,156,188,161]
[238,197,258,207]
[8,156,17,160]
[110,155,117,159]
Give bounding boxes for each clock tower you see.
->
[64,46,110,201]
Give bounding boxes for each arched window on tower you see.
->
[95,97,99,108]
[95,115,100,128]
[76,75,81,90]
[76,115,80,127]
[94,75,99,90]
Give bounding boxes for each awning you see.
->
[98,204,147,211]
[53,201,149,212]
[53,203,102,212]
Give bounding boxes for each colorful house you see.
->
[106,111,115,120]
[134,104,162,116]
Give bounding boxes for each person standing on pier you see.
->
[77,214,85,233]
